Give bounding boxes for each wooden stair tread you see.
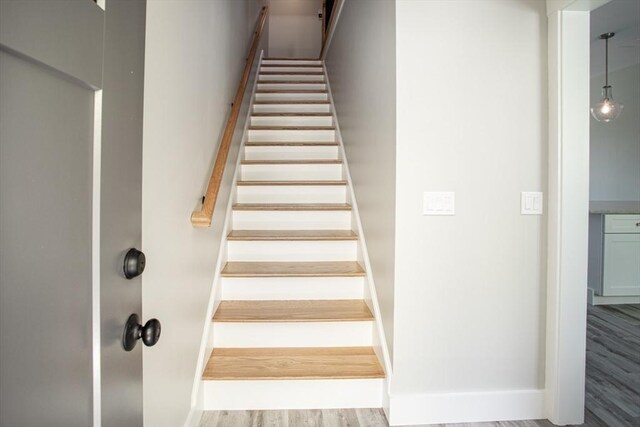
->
[259,72,324,75]
[256,90,327,94]
[227,230,357,241]
[232,203,351,211]
[264,57,320,60]
[236,180,346,186]
[203,347,384,380]
[258,81,326,85]
[253,100,329,104]
[213,300,373,323]
[245,141,338,146]
[252,112,332,116]
[249,126,335,131]
[221,261,366,277]
[261,64,322,68]
[241,160,341,164]
[249,126,334,131]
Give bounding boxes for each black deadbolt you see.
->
[122,313,161,351]
[123,248,145,279]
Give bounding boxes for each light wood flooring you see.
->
[213,300,373,322]
[200,304,639,427]
[203,347,384,381]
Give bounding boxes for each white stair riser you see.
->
[202,379,384,410]
[220,277,365,300]
[227,240,357,262]
[260,67,323,73]
[237,185,346,203]
[240,164,343,181]
[255,93,328,102]
[262,60,322,65]
[243,145,339,161]
[250,116,333,127]
[233,210,351,230]
[259,74,324,82]
[212,321,373,347]
[253,103,330,113]
[257,83,327,91]
[248,129,335,142]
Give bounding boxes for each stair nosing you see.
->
[220,261,366,278]
[259,72,324,75]
[257,81,327,85]
[249,126,335,131]
[212,299,373,323]
[263,57,321,60]
[256,90,328,94]
[241,160,341,164]
[236,180,347,186]
[245,142,338,146]
[251,113,332,117]
[227,230,358,241]
[232,203,351,211]
[253,100,330,104]
[261,64,323,68]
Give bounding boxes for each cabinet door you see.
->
[603,234,640,296]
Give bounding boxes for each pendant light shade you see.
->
[591,32,623,122]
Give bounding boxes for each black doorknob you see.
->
[122,313,161,351]
[123,248,145,279]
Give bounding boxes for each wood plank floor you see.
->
[200,304,640,426]
[585,304,640,426]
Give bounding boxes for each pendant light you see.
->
[591,32,623,122]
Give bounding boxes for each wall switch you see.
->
[521,192,543,215]
[423,192,455,215]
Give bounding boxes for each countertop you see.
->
[590,201,640,214]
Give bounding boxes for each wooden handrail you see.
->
[191,6,269,227]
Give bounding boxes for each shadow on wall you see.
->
[268,0,323,58]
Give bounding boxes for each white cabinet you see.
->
[588,214,640,298]
[603,233,640,296]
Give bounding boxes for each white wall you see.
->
[324,0,396,362]
[392,0,548,423]
[590,63,640,201]
[142,1,262,426]
[268,0,322,58]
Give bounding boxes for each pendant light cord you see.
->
[605,35,609,87]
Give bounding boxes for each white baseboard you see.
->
[388,389,545,426]
[184,408,202,427]
[587,288,640,305]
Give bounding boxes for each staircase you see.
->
[200,58,386,410]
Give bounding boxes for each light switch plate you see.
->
[423,192,455,215]
[521,192,543,215]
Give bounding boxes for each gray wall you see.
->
[393,0,547,395]
[590,64,640,201]
[141,1,264,426]
[324,0,396,360]
[268,0,322,58]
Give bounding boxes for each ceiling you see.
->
[590,0,640,77]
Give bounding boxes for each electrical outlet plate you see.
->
[423,192,455,215]
[521,192,543,215]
